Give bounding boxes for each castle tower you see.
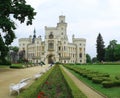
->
[32,28,36,43]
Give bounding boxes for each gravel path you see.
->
[0,65,49,98]
[61,66,106,98]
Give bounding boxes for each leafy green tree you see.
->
[105,40,120,61]
[96,33,105,62]
[114,44,120,61]
[92,57,98,63]
[0,0,36,63]
[86,54,92,63]
[9,46,19,63]
[105,40,117,61]
[0,34,9,64]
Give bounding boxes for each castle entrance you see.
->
[48,54,54,64]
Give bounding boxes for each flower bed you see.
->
[17,65,87,98]
[17,66,54,98]
[37,65,72,98]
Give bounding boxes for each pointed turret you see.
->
[32,28,36,43]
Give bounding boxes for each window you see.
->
[48,43,54,50]
[58,46,61,51]
[79,53,82,58]
[49,32,54,39]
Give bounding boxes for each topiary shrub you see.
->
[114,80,120,86]
[102,81,115,88]
[115,75,120,80]
[87,74,97,80]
[92,77,103,84]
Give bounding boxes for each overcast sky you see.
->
[11,0,120,58]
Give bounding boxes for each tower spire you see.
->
[32,28,36,43]
[33,28,36,38]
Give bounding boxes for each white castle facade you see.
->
[19,15,86,64]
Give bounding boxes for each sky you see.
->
[11,0,120,58]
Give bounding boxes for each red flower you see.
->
[37,95,41,98]
[45,81,49,84]
[38,91,44,98]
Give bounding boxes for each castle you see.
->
[19,15,86,64]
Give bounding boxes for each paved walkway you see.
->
[61,66,106,98]
[0,65,49,98]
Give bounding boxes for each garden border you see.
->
[16,66,54,98]
[60,65,87,98]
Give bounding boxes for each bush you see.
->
[0,60,11,65]
[60,66,87,98]
[115,75,120,80]
[114,80,120,86]
[102,81,115,88]
[92,77,103,84]
[10,64,24,69]
[87,74,96,80]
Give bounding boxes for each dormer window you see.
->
[49,32,54,39]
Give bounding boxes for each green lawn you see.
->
[68,65,120,98]
[0,65,9,68]
[79,65,120,77]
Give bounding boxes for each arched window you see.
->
[49,32,54,39]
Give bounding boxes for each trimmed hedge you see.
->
[60,65,87,98]
[63,65,120,88]
[17,66,54,98]
[102,81,115,88]
[115,75,120,80]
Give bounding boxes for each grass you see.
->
[68,65,120,98]
[0,65,9,68]
[79,65,120,77]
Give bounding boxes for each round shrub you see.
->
[92,77,103,84]
[102,77,111,81]
[102,81,115,88]
[115,75,120,80]
[114,80,120,86]
[87,74,96,80]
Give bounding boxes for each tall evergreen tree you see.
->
[96,33,105,62]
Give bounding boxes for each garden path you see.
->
[0,65,49,98]
[61,66,107,98]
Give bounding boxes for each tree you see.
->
[9,46,19,63]
[105,40,119,61]
[114,44,120,61]
[0,34,9,64]
[0,0,36,63]
[92,57,98,63]
[86,54,92,63]
[19,49,25,62]
[96,33,105,62]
